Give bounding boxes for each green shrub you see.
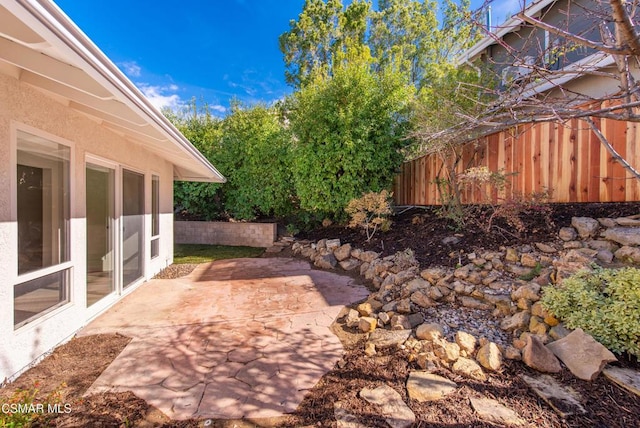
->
[541,267,640,357]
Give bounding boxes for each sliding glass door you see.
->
[122,169,144,288]
[86,163,115,305]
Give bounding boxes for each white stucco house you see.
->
[0,0,225,382]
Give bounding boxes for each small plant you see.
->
[285,223,300,237]
[345,190,393,242]
[519,262,542,281]
[541,267,640,357]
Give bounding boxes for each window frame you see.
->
[11,123,75,330]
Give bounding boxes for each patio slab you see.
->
[80,257,369,420]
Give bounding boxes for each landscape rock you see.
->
[368,329,412,348]
[416,323,444,341]
[522,335,561,373]
[469,397,525,426]
[458,296,492,310]
[614,246,640,264]
[500,311,531,332]
[360,385,416,428]
[314,252,337,269]
[333,243,352,261]
[326,238,341,250]
[615,216,640,226]
[511,283,541,301]
[339,258,361,271]
[406,371,457,402]
[476,342,503,371]
[358,250,380,263]
[334,401,367,428]
[546,328,617,380]
[452,357,487,381]
[596,249,615,263]
[603,227,640,246]
[559,227,577,241]
[434,340,460,363]
[571,217,599,239]
[535,242,557,253]
[455,331,477,355]
[548,324,571,341]
[344,309,360,328]
[359,317,377,333]
[410,291,436,309]
[521,374,586,417]
[602,367,640,397]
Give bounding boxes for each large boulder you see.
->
[360,385,415,428]
[546,328,617,380]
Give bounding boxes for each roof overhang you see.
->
[457,0,557,64]
[0,0,225,183]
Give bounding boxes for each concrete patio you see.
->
[79,257,369,420]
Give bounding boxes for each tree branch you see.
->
[584,116,640,180]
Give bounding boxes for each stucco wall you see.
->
[174,221,276,248]
[0,73,175,381]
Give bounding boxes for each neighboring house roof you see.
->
[457,0,557,65]
[457,0,614,97]
[0,0,225,183]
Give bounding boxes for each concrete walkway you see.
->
[80,257,369,420]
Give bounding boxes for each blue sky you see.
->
[55,0,523,115]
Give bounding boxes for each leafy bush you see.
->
[345,190,393,241]
[290,51,412,220]
[541,267,640,357]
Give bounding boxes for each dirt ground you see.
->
[2,202,640,427]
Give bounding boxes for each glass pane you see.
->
[122,169,144,287]
[152,175,159,237]
[17,131,70,275]
[86,163,116,306]
[14,269,69,327]
[151,237,159,259]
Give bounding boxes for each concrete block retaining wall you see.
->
[174,221,277,248]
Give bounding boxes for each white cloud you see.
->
[210,104,227,113]
[138,84,183,110]
[120,61,141,77]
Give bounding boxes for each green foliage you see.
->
[279,0,371,88]
[290,52,412,219]
[541,268,640,357]
[167,100,294,221]
[217,102,295,220]
[370,0,477,89]
[345,190,393,241]
[173,244,265,264]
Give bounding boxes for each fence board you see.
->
[394,116,640,206]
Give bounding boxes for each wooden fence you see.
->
[393,118,640,206]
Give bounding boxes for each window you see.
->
[150,175,160,259]
[14,130,71,327]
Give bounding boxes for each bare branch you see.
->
[516,12,628,55]
[584,116,640,180]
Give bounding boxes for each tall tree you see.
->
[369,0,477,89]
[279,0,370,88]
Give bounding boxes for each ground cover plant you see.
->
[542,267,640,358]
